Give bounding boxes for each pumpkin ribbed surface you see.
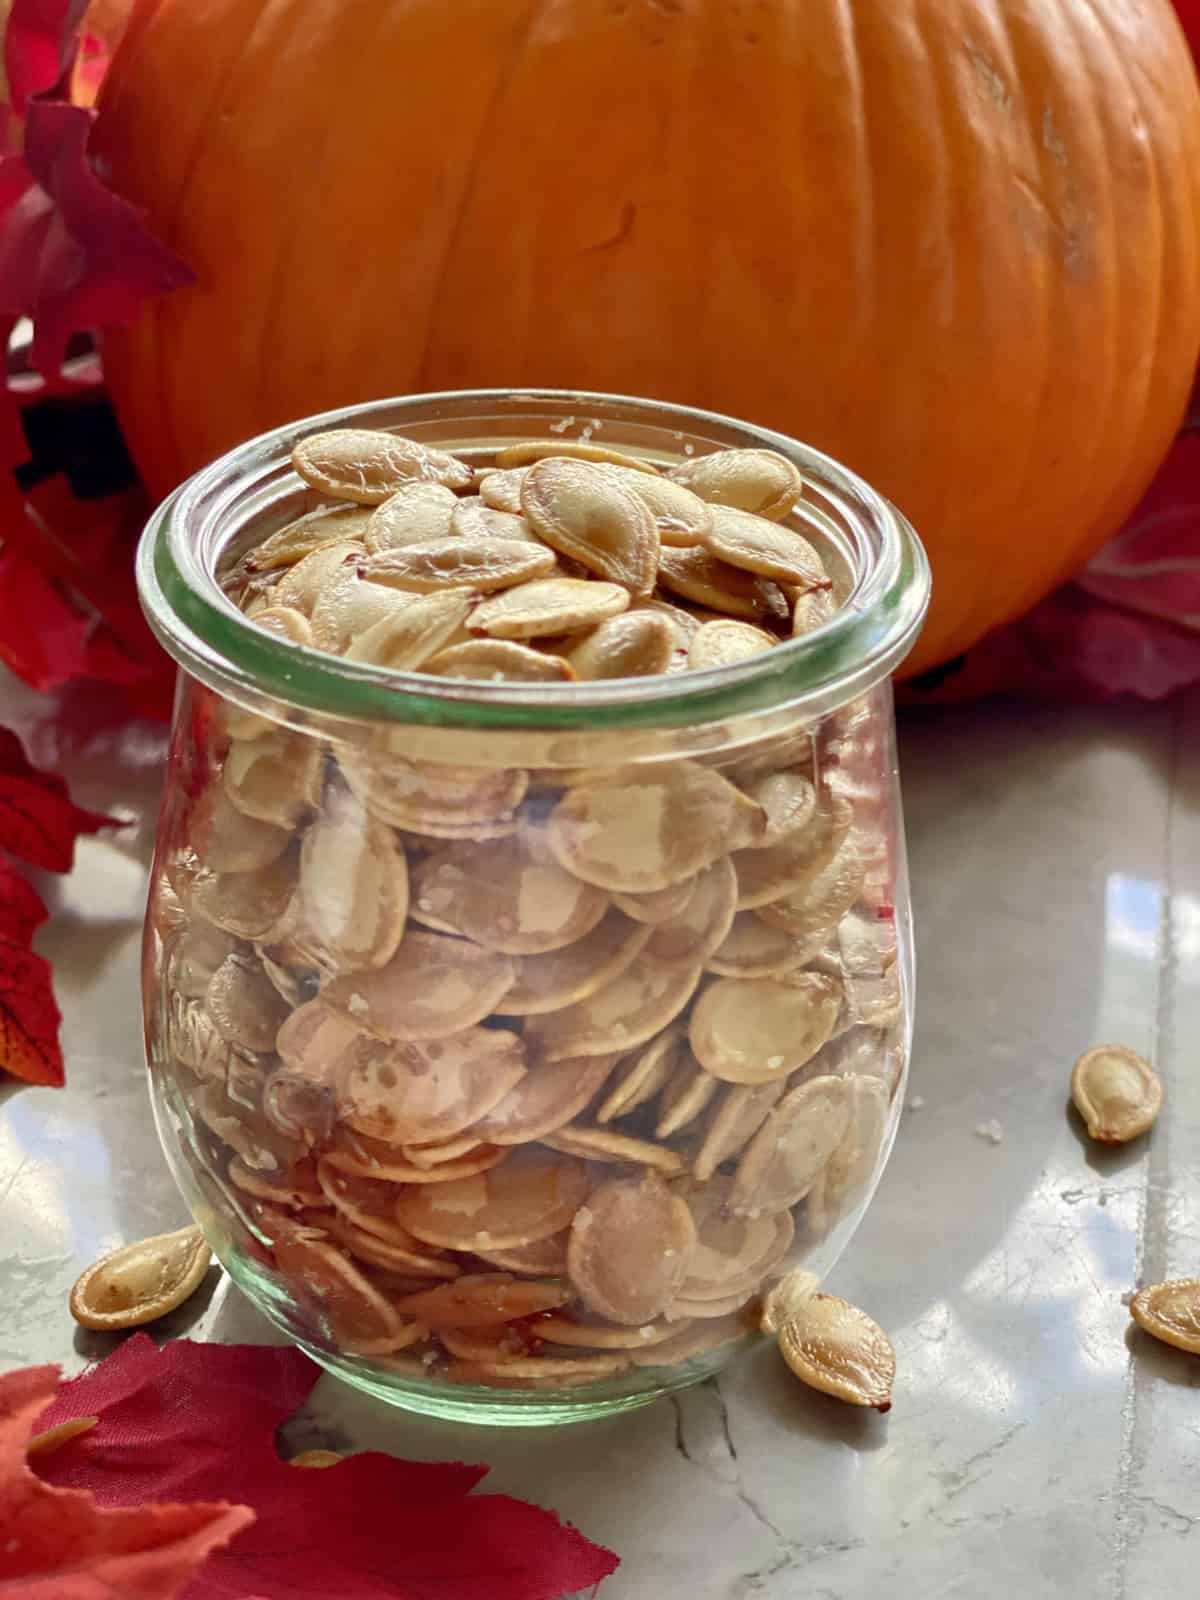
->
[96,0,1200,674]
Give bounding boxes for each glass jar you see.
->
[137,389,930,1425]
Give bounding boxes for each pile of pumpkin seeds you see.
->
[153,430,906,1392]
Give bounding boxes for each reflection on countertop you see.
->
[2,672,1198,1598]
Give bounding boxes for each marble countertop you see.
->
[3,673,1198,1598]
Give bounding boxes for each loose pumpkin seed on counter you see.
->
[69,1225,213,1330]
[147,428,913,1397]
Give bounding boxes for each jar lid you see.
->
[137,389,931,741]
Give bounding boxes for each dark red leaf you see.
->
[0,539,91,690]
[4,0,91,114]
[36,1336,621,1600]
[0,724,115,869]
[0,99,195,370]
[0,1359,254,1600]
[0,858,49,942]
[0,932,64,1083]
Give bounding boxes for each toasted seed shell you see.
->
[340,752,527,834]
[522,457,659,595]
[690,972,843,1085]
[760,1269,821,1334]
[547,763,763,893]
[706,913,817,980]
[524,958,703,1063]
[191,855,296,941]
[340,1029,525,1147]
[470,578,629,639]
[189,784,290,874]
[1130,1280,1200,1354]
[793,585,839,636]
[535,1314,682,1350]
[342,591,475,670]
[269,1221,419,1354]
[244,506,374,572]
[69,1226,211,1331]
[289,1449,347,1468]
[542,1124,687,1176]
[473,1055,620,1145]
[207,953,290,1054]
[806,1075,890,1236]
[424,639,574,683]
[324,1130,508,1185]
[449,498,541,543]
[296,783,408,970]
[644,857,738,969]
[668,448,804,520]
[777,1293,895,1411]
[568,1172,697,1325]
[658,545,788,623]
[497,439,660,472]
[364,481,458,552]
[703,505,829,588]
[221,729,323,829]
[309,568,418,654]
[292,429,472,501]
[688,619,776,672]
[409,834,609,955]
[741,770,818,846]
[612,878,698,925]
[692,1080,787,1182]
[1070,1045,1163,1144]
[730,1075,854,1216]
[733,793,854,909]
[497,909,651,1015]
[478,467,529,513]
[273,541,366,616]
[655,1059,719,1138]
[363,538,555,594]
[608,467,714,546]
[628,1312,752,1366]
[473,1232,570,1275]
[249,604,315,649]
[396,1149,590,1250]
[596,1025,686,1123]
[393,1273,570,1327]
[323,931,517,1040]
[564,611,676,680]
[754,836,866,942]
[678,1177,792,1299]
[26,1417,100,1457]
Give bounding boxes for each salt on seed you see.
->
[348,993,368,1016]
[767,1055,784,1070]
[974,1118,1005,1146]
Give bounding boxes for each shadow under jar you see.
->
[136,389,930,1425]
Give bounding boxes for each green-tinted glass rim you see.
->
[136,389,931,731]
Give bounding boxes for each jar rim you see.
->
[136,388,931,732]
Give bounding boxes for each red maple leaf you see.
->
[0,927,64,1084]
[0,97,195,370]
[34,1336,621,1600]
[0,1359,254,1600]
[0,722,115,869]
[4,0,91,115]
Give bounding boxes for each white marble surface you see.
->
[3,672,1199,1598]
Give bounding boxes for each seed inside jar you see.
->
[158,432,907,1396]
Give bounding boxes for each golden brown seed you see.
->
[362,538,556,594]
[341,591,476,670]
[470,578,630,639]
[364,481,458,552]
[1129,1280,1200,1354]
[473,1054,619,1145]
[424,639,575,683]
[703,506,829,589]
[564,611,676,680]
[690,973,844,1084]
[308,567,417,654]
[668,448,805,520]
[496,439,660,472]
[324,930,517,1040]
[289,1449,346,1469]
[607,467,714,546]
[523,957,703,1064]
[692,1080,787,1182]
[733,793,854,910]
[26,1417,100,1457]
[644,856,738,969]
[705,913,816,980]
[776,1294,895,1411]
[657,545,789,624]
[792,585,838,637]
[250,605,315,648]
[292,428,472,502]
[628,1313,751,1367]
[730,1075,854,1216]
[244,506,374,572]
[269,1222,419,1355]
[655,1059,719,1138]
[392,1273,570,1327]
[1070,1045,1163,1144]
[754,836,866,945]
[568,1172,697,1325]
[496,909,651,1015]
[69,1226,212,1331]
[396,1149,591,1250]
[273,542,366,617]
[688,619,776,672]
[207,952,291,1054]
[296,783,408,970]
[449,498,541,543]
[547,762,763,893]
[760,1269,821,1335]
[477,467,529,513]
[188,784,290,875]
[596,1025,686,1123]
[191,855,297,941]
[542,1124,687,1176]
[221,729,323,829]
[521,457,659,595]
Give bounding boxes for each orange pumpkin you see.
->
[95,0,1200,676]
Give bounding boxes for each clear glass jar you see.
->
[137,390,930,1425]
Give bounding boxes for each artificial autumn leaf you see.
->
[0,1359,254,1600]
[0,926,63,1083]
[0,538,91,688]
[35,1335,621,1600]
[0,97,195,370]
[0,855,49,941]
[4,0,91,114]
[0,721,114,868]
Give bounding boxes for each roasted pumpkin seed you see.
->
[1070,1045,1163,1144]
[69,1225,212,1331]
[776,1293,895,1411]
